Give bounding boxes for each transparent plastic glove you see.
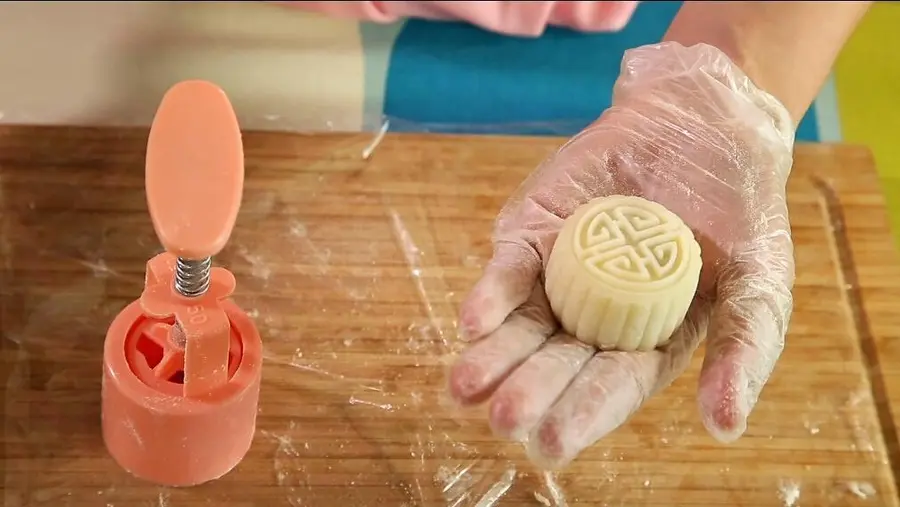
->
[447,42,796,469]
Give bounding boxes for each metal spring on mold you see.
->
[174,256,212,297]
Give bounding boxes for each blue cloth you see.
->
[384,1,819,141]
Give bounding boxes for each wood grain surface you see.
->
[2,127,900,506]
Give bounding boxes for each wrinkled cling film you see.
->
[0,118,592,507]
[239,200,575,507]
[2,115,889,507]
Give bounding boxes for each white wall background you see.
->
[0,1,379,132]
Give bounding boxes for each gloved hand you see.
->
[447,42,796,469]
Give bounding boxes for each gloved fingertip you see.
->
[488,392,526,441]
[458,274,528,342]
[525,417,573,471]
[457,301,487,342]
[459,243,541,342]
[699,394,747,444]
[457,274,505,342]
[698,359,750,444]
[446,359,488,405]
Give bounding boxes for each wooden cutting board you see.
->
[2,127,900,507]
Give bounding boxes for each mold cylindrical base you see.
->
[101,299,262,487]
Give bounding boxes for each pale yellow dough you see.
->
[544,196,702,352]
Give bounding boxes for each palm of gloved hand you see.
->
[446,43,797,469]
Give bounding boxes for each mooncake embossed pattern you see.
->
[545,196,702,351]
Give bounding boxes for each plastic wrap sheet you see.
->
[0,122,584,507]
[1,123,896,507]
